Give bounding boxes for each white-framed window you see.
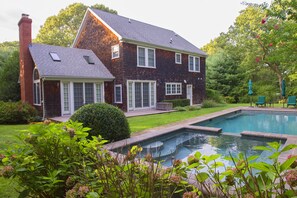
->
[33,69,41,105]
[111,44,120,59]
[95,83,104,103]
[114,84,122,103]
[188,55,200,72]
[137,46,155,68]
[127,80,156,110]
[175,53,182,64]
[165,83,182,95]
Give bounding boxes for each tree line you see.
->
[202,0,297,103]
[0,1,296,103]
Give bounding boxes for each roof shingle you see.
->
[89,8,207,56]
[29,43,114,80]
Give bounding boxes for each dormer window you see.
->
[83,55,95,64]
[175,53,182,64]
[111,44,120,59]
[49,52,61,62]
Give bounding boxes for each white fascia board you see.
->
[121,38,207,57]
[72,9,89,47]
[89,8,122,40]
[42,76,114,82]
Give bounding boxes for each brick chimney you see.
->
[18,13,34,105]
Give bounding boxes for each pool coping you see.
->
[105,107,297,161]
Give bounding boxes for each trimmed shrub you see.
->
[0,101,38,124]
[206,89,225,103]
[201,99,221,108]
[163,99,190,107]
[174,106,187,111]
[186,106,201,111]
[70,103,130,141]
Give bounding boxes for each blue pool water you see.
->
[196,110,297,135]
[116,129,282,167]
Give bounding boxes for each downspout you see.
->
[42,78,45,120]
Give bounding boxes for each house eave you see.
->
[121,38,207,57]
[40,75,115,81]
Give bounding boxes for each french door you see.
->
[128,81,156,111]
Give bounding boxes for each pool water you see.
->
[196,111,297,135]
[116,129,281,167]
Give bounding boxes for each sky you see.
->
[0,0,268,48]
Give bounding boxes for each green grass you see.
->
[0,124,28,197]
[128,103,248,133]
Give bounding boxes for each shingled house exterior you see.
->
[19,9,206,118]
[18,14,114,118]
[73,8,207,112]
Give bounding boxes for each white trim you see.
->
[72,9,89,47]
[188,55,200,73]
[73,9,122,47]
[61,81,105,116]
[123,38,207,57]
[137,46,156,68]
[175,53,182,64]
[114,84,122,104]
[187,84,193,105]
[111,44,120,59]
[165,83,182,95]
[61,82,70,115]
[33,68,41,106]
[127,80,156,111]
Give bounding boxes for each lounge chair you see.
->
[287,96,296,108]
[256,96,266,107]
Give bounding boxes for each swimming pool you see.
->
[194,110,297,135]
[115,129,282,167]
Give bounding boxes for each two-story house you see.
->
[18,9,206,118]
[73,8,207,112]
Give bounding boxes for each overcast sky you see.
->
[0,0,268,48]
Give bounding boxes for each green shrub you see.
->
[201,99,221,108]
[186,142,297,197]
[206,89,225,103]
[174,106,187,111]
[186,105,201,111]
[0,101,38,124]
[224,96,236,104]
[0,121,188,197]
[163,99,190,107]
[70,103,130,141]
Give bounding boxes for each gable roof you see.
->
[29,43,114,80]
[74,8,207,57]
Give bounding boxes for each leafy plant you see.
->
[201,99,221,108]
[0,101,38,124]
[186,141,297,197]
[163,99,190,107]
[0,121,191,197]
[70,103,130,141]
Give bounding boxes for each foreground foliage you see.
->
[1,121,296,197]
[0,121,187,197]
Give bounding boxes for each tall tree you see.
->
[35,3,117,46]
[0,51,20,101]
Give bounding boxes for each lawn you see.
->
[0,103,283,196]
[128,103,248,132]
[0,124,28,197]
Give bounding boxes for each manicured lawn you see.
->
[128,103,248,133]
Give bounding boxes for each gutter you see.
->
[42,78,45,120]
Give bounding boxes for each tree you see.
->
[35,3,117,47]
[0,51,20,101]
[0,41,18,68]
